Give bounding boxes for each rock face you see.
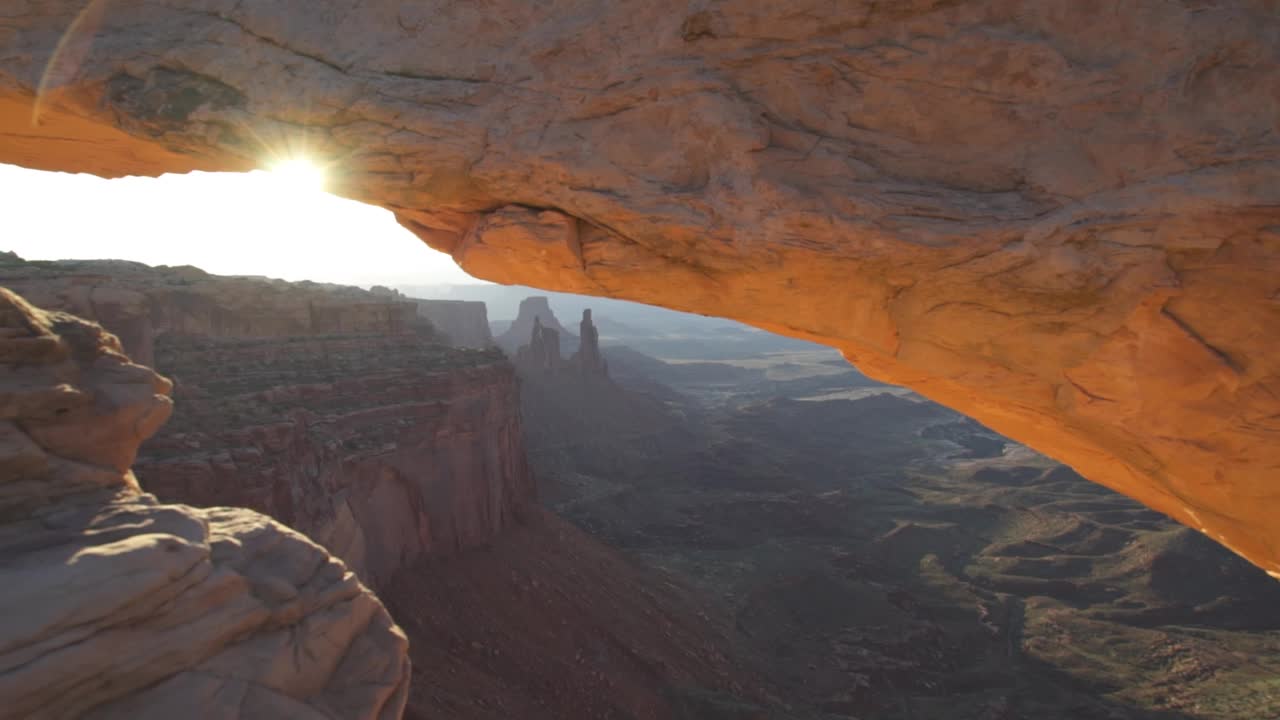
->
[572,309,607,377]
[413,299,494,349]
[515,316,563,373]
[370,284,494,349]
[1,257,535,592]
[496,296,572,355]
[510,299,610,378]
[0,287,410,720]
[2,2,1279,573]
[136,333,532,592]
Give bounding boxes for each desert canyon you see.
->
[1,1,1280,718]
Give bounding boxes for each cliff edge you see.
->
[0,287,410,720]
[0,257,534,591]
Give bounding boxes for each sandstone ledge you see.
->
[0,287,410,719]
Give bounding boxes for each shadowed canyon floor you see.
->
[515,299,1280,720]
[0,263,779,718]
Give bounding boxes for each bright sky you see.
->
[0,162,484,287]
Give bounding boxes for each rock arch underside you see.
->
[2,1,1279,575]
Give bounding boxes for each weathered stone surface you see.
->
[1,2,1279,572]
[135,333,533,592]
[2,256,535,592]
[0,287,410,720]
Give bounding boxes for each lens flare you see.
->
[267,157,326,193]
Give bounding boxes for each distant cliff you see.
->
[369,284,494,349]
[0,256,431,368]
[415,299,494,348]
[495,296,572,354]
[0,255,534,591]
[505,296,608,377]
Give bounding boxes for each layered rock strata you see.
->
[414,300,494,349]
[1,2,1279,572]
[135,332,532,591]
[0,287,410,720]
[370,285,494,349]
[0,256,535,592]
[0,257,431,368]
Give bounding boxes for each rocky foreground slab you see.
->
[0,287,410,720]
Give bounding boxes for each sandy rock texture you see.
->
[1,2,1278,572]
[0,287,410,720]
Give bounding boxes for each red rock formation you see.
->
[2,256,534,590]
[572,308,608,378]
[2,2,1279,573]
[496,296,571,354]
[371,284,495,349]
[414,299,494,349]
[0,287,410,719]
[135,332,533,591]
[515,316,564,373]
[509,298,609,378]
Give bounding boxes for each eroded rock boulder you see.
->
[1,2,1279,573]
[0,288,410,719]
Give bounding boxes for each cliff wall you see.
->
[0,287,410,719]
[414,299,494,349]
[496,296,572,354]
[1,257,535,591]
[136,333,532,591]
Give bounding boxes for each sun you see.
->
[265,157,326,194]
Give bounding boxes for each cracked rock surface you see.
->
[0,287,410,720]
[1,2,1279,573]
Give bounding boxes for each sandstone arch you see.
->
[3,1,1279,575]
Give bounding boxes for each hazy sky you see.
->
[0,162,484,287]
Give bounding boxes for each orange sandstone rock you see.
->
[1,1,1279,576]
